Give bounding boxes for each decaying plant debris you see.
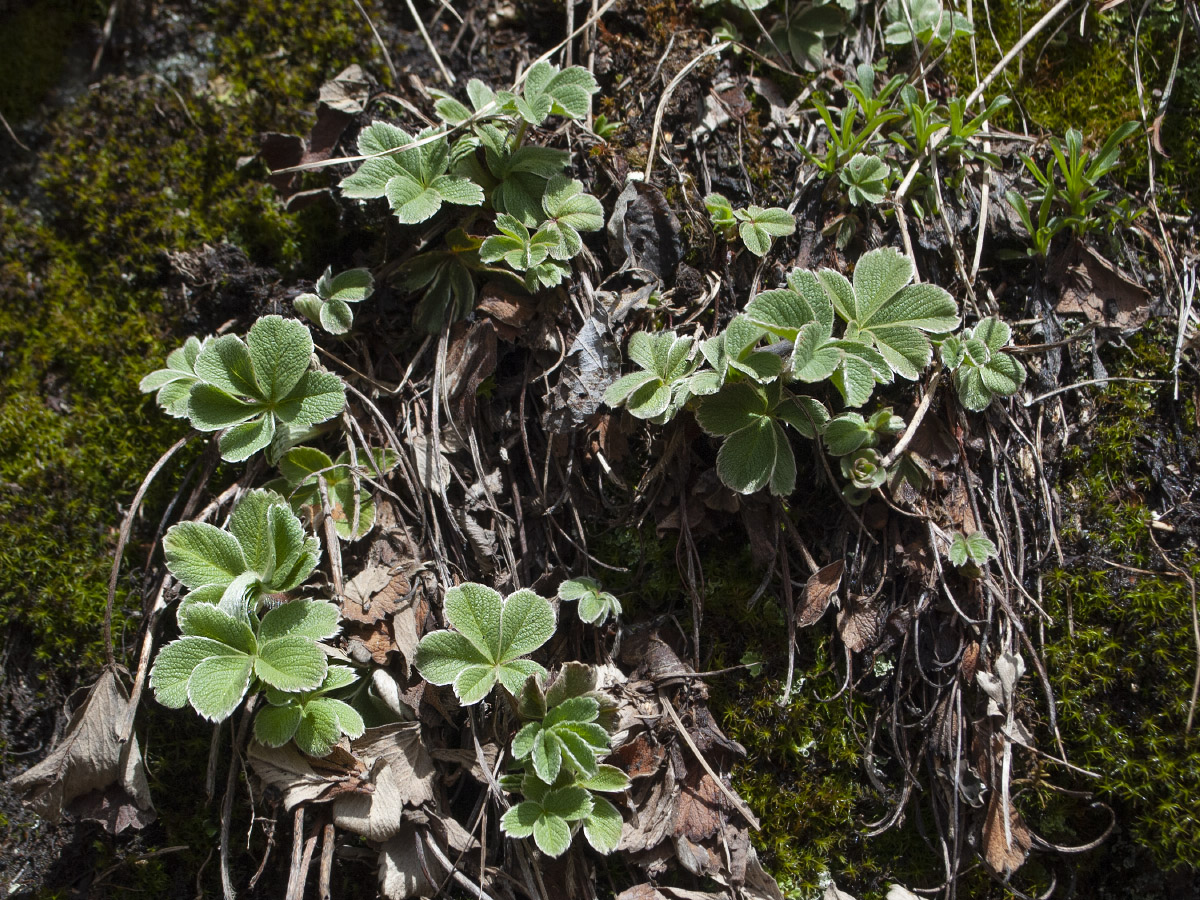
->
[3,0,1199,897]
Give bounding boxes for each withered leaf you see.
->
[378,823,433,900]
[837,598,882,653]
[798,560,844,628]
[1049,240,1154,331]
[672,769,724,842]
[11,670,154,833]
[445,320,497,421]
[982,791,1031,876]
[610,734,668,779]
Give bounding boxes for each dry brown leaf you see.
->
[11,669,154,833]
[445,320,497,421]
[347,618,399,665]
[672,769,724,842]
[982,791,1032,876]
[342,564,396,623]
[837,598,883,653]
[798,560,844,628]
[332,724,437,841]
[247,741,364,810]
[1049,240,1153,330]
[378,823,433,899]
[610,734,668,780]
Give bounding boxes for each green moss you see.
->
[0,0,388,670]
[940,3,1198,210]
[1036,326,1200,871]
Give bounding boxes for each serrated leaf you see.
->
[218,413,276,463]
[274,370,346,429]
[444,582,503,660]
[696,382,767,436]
[583,796,623,853]
[500,802,542,838]
[259,601,340,643]
[247,316,312,403]
[178,602,256,653]
[151,637,244,709]
[254,703,303,747]
[294,700,345,756]
[386,173,445,224]
[512,721,541,759]
[533,814,572,856]
[319,298,354,335]
[413,631,490,685]
[187,655,255,722]
[823,413,871,456]
[532,728,563,782]
[164,522,247,591]
[498,589,556,660]
[582,765,631,793]
[187,384,261,430]
[716,417,778,494]
[254,636,328,692]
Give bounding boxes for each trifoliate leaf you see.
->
[415,584,555,704]
[736,205,796,257]
[823,413,872,456]
[178,602,256,653]
[500,801,541,838]
[295,699,345,756]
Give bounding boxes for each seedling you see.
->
[557,577,622,625]
[339,122,484,224]
[705,192,796,257]
[603,331,698,422]
[293,267,375,336]
[414,583,556,704]
[940,317,1026,410]
[270,445,400,541]
[839,153,891,205]
[948,531,997,568]
[883,0,973,46]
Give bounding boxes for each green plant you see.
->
[253,664,365,756]
[698,315,785,386]
[839,153,891,205]
[293,266,375,335]
[339,122,484,224]
[592,113,621,139]
[269,445,399,541]
[1007,121,1141,250]
[163,488,321,610]
[883,0,973,47]
[695,380,829,496]
[498,61,599,127]
[939,317,1026,410]
[774,1,854,70]
[139,336,207,419]
[150,598,339,722]
[745,248,959,405]
[499,665,628,857]
[947,531,997,568]
[603,331,699,422]
[142,315,347,463]
[413,583,556,704]
[557,577,622,625]
[397,228,494,333]
[705,192,797,257]
[803,65,905,178]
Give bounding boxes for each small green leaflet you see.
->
[884,0,973,45]
[339,122,483,224]
[499,778,593,857]
[499,61,599,126]
[948,531,997,568]
[510,696,610,783]
[704,192,736,232]
[269,445,399,541]
[163,488,321,611]
[557,577,622,625]
[140,336,206,418]
[183,315,346,462]
[150,599,338,723]
[414,583,556,704]
[839,153,890,206]
[734,205,796,257]
[942,317,1026,411]
[253,665,365,757]
[604,331,697,422]
[538,176,604,260]
[293,267,375,336]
